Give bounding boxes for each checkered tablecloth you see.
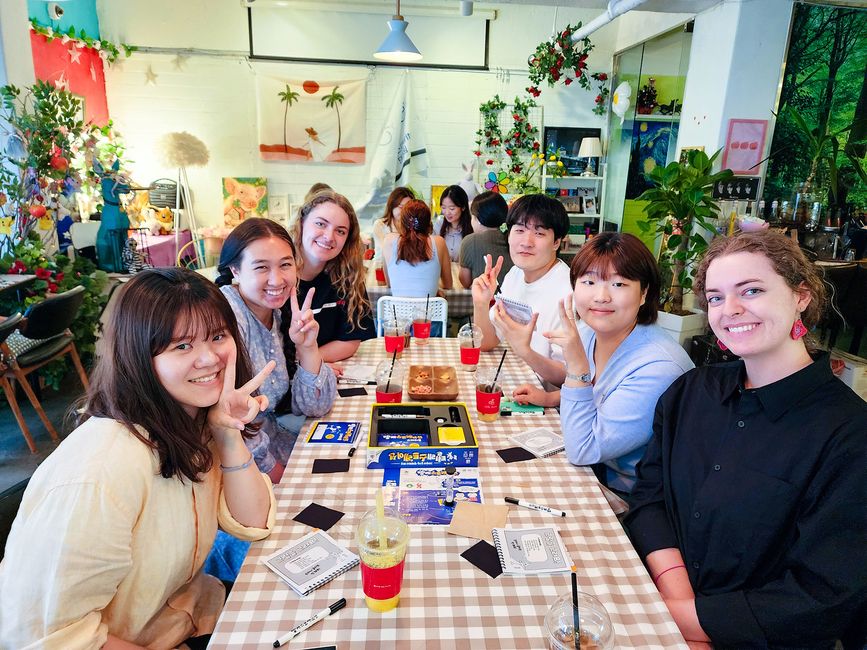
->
[365,262,474,321]
[209,339,687,649]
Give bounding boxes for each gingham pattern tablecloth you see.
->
[209,339,687,649]
[365,262,474,321]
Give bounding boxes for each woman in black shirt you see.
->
[626,231,866,649]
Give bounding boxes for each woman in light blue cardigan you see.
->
[514,233,693,493]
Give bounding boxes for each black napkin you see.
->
[312,458,351,474]
[496,447,537,463]
[292,503,345,531]
[337,386,368,398]
[461,540,502,579]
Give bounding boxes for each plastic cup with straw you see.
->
[572,568,581,649]
[475,349,506,422]
[357,490,410,612]
[375,351,402,403]
[413,294,432,345]
[458,315,482,372]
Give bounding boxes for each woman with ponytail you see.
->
[383,199,452,299]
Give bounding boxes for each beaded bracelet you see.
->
[220,452,255,473]
[653,564,687,585]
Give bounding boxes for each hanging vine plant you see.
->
[30,20,136,65]
[526,23,612,117]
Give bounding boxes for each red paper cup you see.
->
[460,346,481,366]
[413,319,431,342]
[475,387,502,422]
[384,335,405,354]
[375,267,386,285]
[375,389,402,403]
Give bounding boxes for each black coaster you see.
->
[496,447,537,463]
[337,386,368,398]
[460,540,502,579]
[292,503,345,531]
[312,458,351,474]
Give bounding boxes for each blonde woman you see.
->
[291,190,376,362]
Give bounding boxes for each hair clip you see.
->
[499,223,508,233]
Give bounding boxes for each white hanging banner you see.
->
[256,75,366,164]
[356,71,428,223]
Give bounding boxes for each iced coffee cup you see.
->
[457,323,482,372]
[382,317,409,358]
[544,591,615,649]
[357,509,410,613]
[475,367,502,423]
[375,359,405,403]
[412,306,432,346]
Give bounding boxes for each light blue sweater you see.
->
[560,322,694,493]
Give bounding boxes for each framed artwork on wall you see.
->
[721,119,767,174]
[543,126,602,175]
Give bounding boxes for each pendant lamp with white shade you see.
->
[374,0,422,63]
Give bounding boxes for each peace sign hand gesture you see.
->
[543,295,587,370]
[471,254,504,307]
[208,348,276,443]
[288,286,320,350]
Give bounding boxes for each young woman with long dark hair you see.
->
[0,269,276,648]
[433,184,472,262]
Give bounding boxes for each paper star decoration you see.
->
[68,46,82,64]
[54,72,69,91]
[90,63,98,82]
[145,65,158,85]
[172,54,190,71]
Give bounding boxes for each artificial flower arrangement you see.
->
[525,24,612,116]
[636,78,658,114]
[30,20,136,65]
[474,95,543,194]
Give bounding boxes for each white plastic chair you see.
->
[376,296,448,337]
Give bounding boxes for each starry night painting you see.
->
[625,119,679,199]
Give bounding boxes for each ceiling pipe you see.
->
[570,0,650,42]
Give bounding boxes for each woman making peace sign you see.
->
[0,268,277,649]
[216,218,336,482]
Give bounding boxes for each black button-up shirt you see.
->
[625,354,867,648]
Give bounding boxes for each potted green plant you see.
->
[637,148,733,347]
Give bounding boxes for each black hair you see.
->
[506,194,569,240]
[470,191,509,229]
[438,185,473,238]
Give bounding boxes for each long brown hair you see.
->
[291,190,370,331]
[397,200,434,265]
[83,268,256,482]
[381,186,416,231]
[438,185,473,238]
[694,231,827,329]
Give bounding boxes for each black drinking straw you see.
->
[385,350,397,393]
[392,304,398,324]
[571,569,580,649]
[488,349,507,392]
[468,315,475,347]
[424,293,430,321]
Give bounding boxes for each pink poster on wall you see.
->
[722,119,767,174]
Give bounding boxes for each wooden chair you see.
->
[0,286,89,453]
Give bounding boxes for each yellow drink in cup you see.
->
[357,509,410,612]
[475,367,502,423]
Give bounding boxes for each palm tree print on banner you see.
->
[322,87,345,151]
[278,85,299,152]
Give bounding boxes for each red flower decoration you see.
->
[564,78,573,86]
[486,159,494,165]
[10,260,27,274]
[47,282,58,293]
[597,73,608,81]
[596,94,603,102]
[55,272,64,282]
[35,267,51,280]
[474,150,482,157]
[532,142,540,150]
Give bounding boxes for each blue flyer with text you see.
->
[382,466,482,525]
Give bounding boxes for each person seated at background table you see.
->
[372,186,415,264]
[513,233,693,493]
[291,190,376,363]
[216,218,336,482]
[458,190,514,288]
[433,185,473,262]
[625,231,867,649]
[0,268,276,649]
[303,181,332,203]
[472,194,572,387]
[383,199,453,300]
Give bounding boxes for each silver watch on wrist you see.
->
[566,370,592,384]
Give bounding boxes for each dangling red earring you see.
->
[716,338,728,351]
[790,318,808,341]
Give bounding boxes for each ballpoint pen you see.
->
[273,598,347,647]
[504,496,566,517]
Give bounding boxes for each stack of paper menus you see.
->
[491,526,572,575]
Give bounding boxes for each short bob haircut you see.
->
[84,268,256,482]
[694,230,827,330]
[506,194,569,241]
[569,232,661,325]
[470,191,508,229]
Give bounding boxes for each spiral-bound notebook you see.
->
[263,530,359,596]
[491,526,572,575]
[508,428,565,458]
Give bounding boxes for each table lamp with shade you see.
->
[578,137,602,176]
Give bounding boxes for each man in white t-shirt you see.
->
[472,194,572,387]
